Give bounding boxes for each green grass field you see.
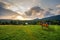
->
[0,25,60,40]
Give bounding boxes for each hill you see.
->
[41,15,60,20]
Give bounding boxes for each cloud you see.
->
[25,6,55,19]
[55,5,60,15]
[0,2,33,20]
[0,2,11,9]
[0,0,41,13]
[0,2,6,8]
[44,10,55,17]
[0,2,55,20]
[0,0,58,20]
[25,6,44,15]
[0,2,20,19]
[55,10,60,15]
[56,5,60,8]
[25,6,44,19]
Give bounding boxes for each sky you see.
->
[0,0,60,20]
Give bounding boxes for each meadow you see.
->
[0,25,60,40]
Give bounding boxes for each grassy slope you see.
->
[0,25,60,40]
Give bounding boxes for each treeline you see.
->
[39,20,60,25]
[0,19,60,25]
[0,19,37,25]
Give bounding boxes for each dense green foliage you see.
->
[0,20,37,25]
[0,19,60,25]
[0,25,60,40]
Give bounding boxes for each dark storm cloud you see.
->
[0,2,6,8]
[25,6,44,16]
[0,2,19,19]
[44,11,55,17]
[31,6,44,13]
[0,7,18,16]
[25,6,55,18]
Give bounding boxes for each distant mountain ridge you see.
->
[41,15,60,20]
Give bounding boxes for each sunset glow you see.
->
[16,16,32,20]
[0,0,60,20]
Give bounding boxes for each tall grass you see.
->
[0,25,60,40]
